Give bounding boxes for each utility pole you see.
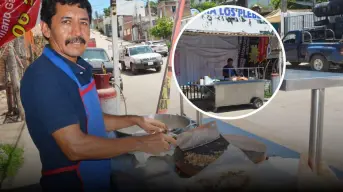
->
[147,0,153,41]
[111,0,121,115]
[280,0,287,38]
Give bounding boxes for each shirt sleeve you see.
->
[21,73,79,135]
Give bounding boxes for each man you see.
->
[222,58,238,79]
[20,0,176,191]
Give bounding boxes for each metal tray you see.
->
[116,114,197,137]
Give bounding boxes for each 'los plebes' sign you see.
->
[0,0,41,47]
[186,6,273,36]
[206,7,262,20]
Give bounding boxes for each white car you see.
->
[119,45,163,75]
[146,40,169,57]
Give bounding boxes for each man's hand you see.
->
[136,133,177,155]
[137,117,168,134]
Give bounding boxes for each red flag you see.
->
[0,0,41,47]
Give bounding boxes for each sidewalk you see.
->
[1,124,41,190]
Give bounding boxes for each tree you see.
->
[103,7,111,17]
[191,1,217,12]
[270,0,328,9]
[150,17,173,39]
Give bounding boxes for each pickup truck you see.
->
[283,28,343,72]
[81,48,123,90]
[119,45,163,75]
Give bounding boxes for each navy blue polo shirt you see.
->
[20,45,93,171]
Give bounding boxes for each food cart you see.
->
[174,7,283,113]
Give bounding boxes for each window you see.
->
[81,49,110,62]
[124,30,127,36]
[283,33,297,44]
[172,6,176,13]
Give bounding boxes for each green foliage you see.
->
[150,17,173,39]
[0,144,24,179]
[191,1,218,12]
[103,7,111,17]
[270,0,328,9]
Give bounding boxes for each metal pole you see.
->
[199,111,203,125]
[280,0,287,38]
[147,0,153,41]
[196,111,200,125]
[180,93,184,116]
[111,2,121,115]
[315,88,325,173]
[308,89,320,173]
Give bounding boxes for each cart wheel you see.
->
[252,98,263,109]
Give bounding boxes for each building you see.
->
[192,0,212,4]
[117,0,146,18]
[157,0,191,19]
[102,16,112,37]
[118,15,134,41]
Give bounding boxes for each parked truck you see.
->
[283,27,343,72]
[119,44,164,75]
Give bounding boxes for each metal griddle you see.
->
[174,135,267,178]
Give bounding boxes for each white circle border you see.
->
[171,5,287,120]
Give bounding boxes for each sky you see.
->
[89,0,111,16]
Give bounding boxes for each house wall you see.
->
[123,16,133,41]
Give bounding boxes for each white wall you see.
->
[117,0,146,17]
[118,16,124,38]
[175,35,239,85]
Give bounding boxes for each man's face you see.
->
[41,3,90,60]
[227,60,233,66]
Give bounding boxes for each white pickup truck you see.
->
[119,45,163,75]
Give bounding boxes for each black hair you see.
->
[227,58,233,62]
[41,0,92,28]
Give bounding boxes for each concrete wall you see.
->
[123,16,133,41]
[117,1,146,17]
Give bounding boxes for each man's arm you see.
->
[103,114,142,132]
[52,124,142,160]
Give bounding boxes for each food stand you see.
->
[174,7,283,113]
[109,7,342,192]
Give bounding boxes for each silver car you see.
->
[146,40,169,57]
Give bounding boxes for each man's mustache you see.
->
[65,37,86,45]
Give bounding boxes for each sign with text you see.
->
[186,6,274,36]
[0,0,41,47]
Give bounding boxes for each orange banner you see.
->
[0,0,41,47]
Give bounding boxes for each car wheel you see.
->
[121,62,126,71]
[130,63,138,75]
[310,55,329,72]
[156,66,161,72]
[252,97,263,109]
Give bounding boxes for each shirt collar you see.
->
[44,45,92,74]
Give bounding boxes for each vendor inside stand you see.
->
[222,58,237,79]
[222,58,248,81]
[20,0,176,191]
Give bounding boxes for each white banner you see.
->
[185,6,274,36]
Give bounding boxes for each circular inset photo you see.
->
[172,5,286,120]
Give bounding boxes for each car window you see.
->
[81,49,110,62]
[283,33,297,44]
[129,46,154,55]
